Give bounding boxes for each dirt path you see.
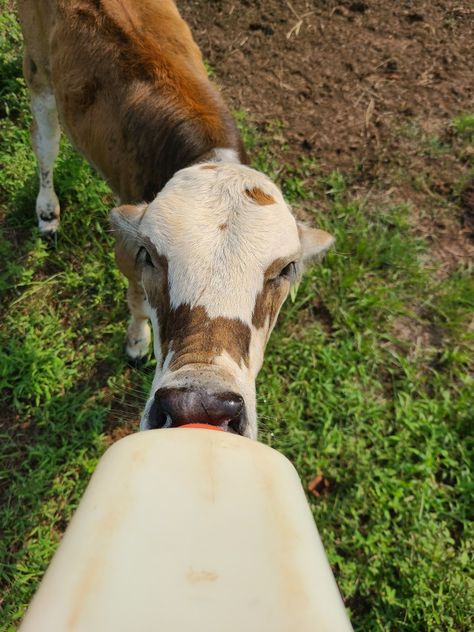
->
[181,0,474,271]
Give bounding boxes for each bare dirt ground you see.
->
[181,0,474,273]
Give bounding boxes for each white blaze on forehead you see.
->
[139,163,300,323]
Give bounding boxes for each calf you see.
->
[18,0,334,438]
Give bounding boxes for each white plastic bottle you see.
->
[20,427,353,631]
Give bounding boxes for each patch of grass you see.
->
[422,134,451,158]
[452,113,474,142]
[0,5,473,632]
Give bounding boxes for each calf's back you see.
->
[18,0,245,201]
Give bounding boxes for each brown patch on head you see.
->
[245,187,276,206]
[252,258,293,330]
[164,304,251,371]
[262,257,294,282]
[218,223,228,231]
[201,164,218,170]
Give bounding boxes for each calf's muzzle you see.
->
[149,387,245,433]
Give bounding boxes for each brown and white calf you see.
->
[18,0,334,438]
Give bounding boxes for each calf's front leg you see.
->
[23,46,62,235]
[126,281,152,362]
[30,91,61,235]
[110,205,157,364]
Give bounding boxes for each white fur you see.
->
[138,163,301,324]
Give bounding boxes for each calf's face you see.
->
[110,163,334,438]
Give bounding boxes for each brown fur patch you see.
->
[245,187,276,206]
[201,164,218,170]
[252,258,292,329]
[263,257,293,282]
[252,283,288,331]
[165,304,251,371]
[218,223,228,231]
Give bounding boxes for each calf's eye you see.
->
[279,262,296,280]
[137,246,154,268]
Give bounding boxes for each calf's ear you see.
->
[109,204,147,281]
[297,222,335,264]
[109,204,146,234]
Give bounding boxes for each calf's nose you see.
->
[150,387,244,431]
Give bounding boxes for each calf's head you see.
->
[110,163,333,439]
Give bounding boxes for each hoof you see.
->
[126,337,151,368]
[38,216,60,238]
[125,322,151,366]
[39,227,58,248]
[126,354,149,369]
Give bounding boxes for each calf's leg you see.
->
[125,281,152,362]
[110,205,154,363]
[29,90,61,235]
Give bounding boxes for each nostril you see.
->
[151,387,189,428]
[146,398,171,430]
[216,392,244,420]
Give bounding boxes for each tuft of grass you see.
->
[0,4,473,631]
[452,113,474,142]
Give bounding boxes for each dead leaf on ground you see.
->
[308,473,331,497]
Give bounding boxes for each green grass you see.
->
[1,4,473,631]
[452,113,474,142]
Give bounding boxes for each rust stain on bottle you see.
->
[187,567,219,583]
